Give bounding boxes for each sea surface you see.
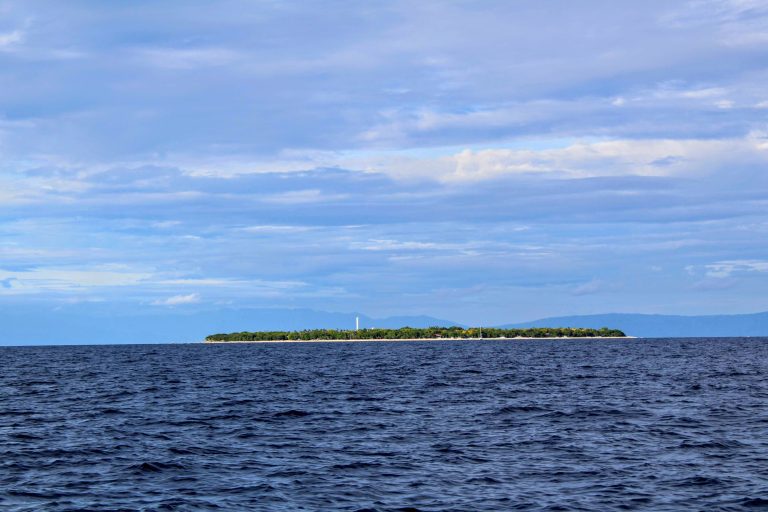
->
[1,338,767,511]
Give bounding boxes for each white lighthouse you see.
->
[355,316,360,331]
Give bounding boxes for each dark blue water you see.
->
[1,338,768,511]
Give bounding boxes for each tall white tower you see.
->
[355,316,360,331]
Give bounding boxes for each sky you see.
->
[1,0,768,328]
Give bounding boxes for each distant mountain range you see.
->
[1,304,767,345]
[502,312,768,338]
[0,304,457,345]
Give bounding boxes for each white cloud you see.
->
[571,279,617,296]
[151,293,201,306]
[135,47,242,69]
[151,220,182,229]
[0,30,24,52]
[678,87,727,99]
[239,225,315,233]
[358,102,584,145]
[351,134,768,182]
[157,277,307,290]
[704,259,768,278]
[351,239,442,251]
[262,189,348,204]
[662,0,768,49]
[662,0,768,27]
[0,30,23,50]
[0,266,152,294]
[143,132,768,185]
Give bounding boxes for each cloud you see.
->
[571,279,619,296]
[661,0,768,27]
[0,29,23,49]
[0,1,766,168]
[691,278,737,291]
[157,278,306,290]
[134,47,243,69]
[239,225,315,233]
[1,1,768,324]
[151,220,182,229]
[261,189,349,204]
[0,266,152,294]
[151,293,201,306]
[704,260,768,278]
[349,134,768,182]
[351,239,442,251]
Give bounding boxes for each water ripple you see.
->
[1,337,767,510]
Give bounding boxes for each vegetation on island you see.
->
[205,326,626,342]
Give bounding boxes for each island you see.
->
[205,326,627,342]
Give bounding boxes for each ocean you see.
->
[1,338,767,511]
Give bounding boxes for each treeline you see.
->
[205,326,626,341]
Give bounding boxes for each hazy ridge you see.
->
[3,304,768,345]
[504,312,768,338]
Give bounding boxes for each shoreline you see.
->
[204,336,634,344]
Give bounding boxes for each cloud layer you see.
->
[1,1,767,326]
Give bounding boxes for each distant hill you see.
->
[501,312,768,338]
[4,303,767,345]
[0,304,458,345]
